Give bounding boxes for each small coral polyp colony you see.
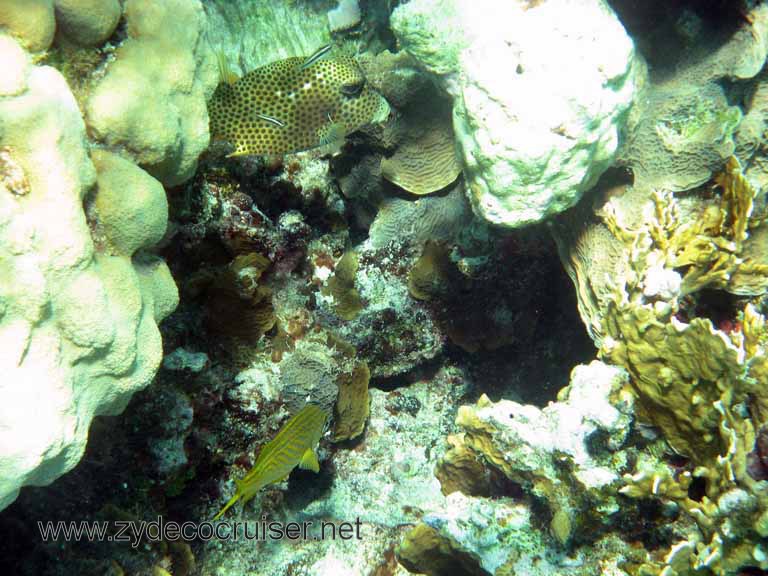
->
[4,1,768,576]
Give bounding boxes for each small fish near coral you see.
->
[213,404,328,520]
[208,45,390,156]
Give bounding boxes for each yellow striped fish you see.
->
[213,404,328,520]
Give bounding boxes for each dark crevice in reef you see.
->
[0,392,200,576]
[607,0,750,74]
[366,223,595,406]
[369,354,444,392]
[674,288,745,333]
[446,226,596,408]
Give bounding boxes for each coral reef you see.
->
[315,242,446,379]
[380,98,461,196]
[368,182,471,250]
[332,361,370,442]
[90,150,169,256]
[391,0,644,228]
[278,338,343,417]
[6,2,768,576]
[554,129,768,576]
[200,370,463,576]
[204,252,276,343]
[543,7,768,571]
[321,250,365,321]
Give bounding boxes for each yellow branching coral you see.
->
[601,306,746,461]
[714,155,756,245]
[557,156,768,574]
[599,157,768,298]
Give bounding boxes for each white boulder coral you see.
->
[91,150,169,256]
[54,0,122,47]
[391,0,644,228]
[0,34,177,512]
[0,0,55,53]
[85,0,218,187]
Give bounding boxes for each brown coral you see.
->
[407,241,454,301]
[205,252,276,341]
[322,250,364,320]
[332,361,370,442]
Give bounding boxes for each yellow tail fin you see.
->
[298,448,320,472]
[212,492,241,521]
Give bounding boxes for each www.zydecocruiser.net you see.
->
[37,516,364,548]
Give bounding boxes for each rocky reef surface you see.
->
[1,1,768,576]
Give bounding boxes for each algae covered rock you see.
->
[408,361,640,575]
[315,244,446,378]
[391,0,644,228]
[437,361,633,545]
[0,35,177,512]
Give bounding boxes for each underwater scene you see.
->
[2,0,768,575]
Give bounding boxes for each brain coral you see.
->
[380,99,461,196]
[368,181,471,249]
